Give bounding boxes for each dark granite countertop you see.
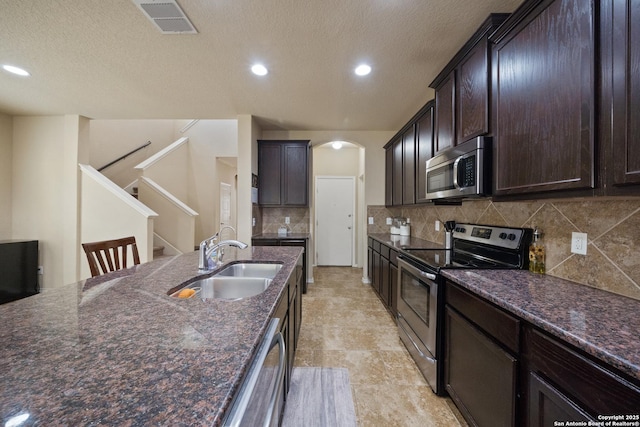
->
[1,246,303,426]
[368,233,444,250]
[442,269,640,383]
[252,233,310,240]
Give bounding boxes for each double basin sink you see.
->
[170,262,283,300]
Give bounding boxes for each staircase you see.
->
[153,245,165,258]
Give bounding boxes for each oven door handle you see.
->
[397,314,436,363]
[398,257,437,281]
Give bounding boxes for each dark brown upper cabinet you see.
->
[416,101,435,204]
[392,137,403,206]
[491,0,595,196]
[610,0,640,188]
[384,101,435,206]
[430,14,509,154]
[434,72,456,154]
[458,37,492,143]
[402,125,416,205]
[385,147,393,206]
[258,140,310,206]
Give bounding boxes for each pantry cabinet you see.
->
[257,140,310,206]
[491,0,596,196]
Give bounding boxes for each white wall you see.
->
[80,166,156,279]
[314,146,361,176]
[181,120,237,241]
[237,115,261,244]
[12,115,88,288]
[0,114,12,239]
[89,120,176,188]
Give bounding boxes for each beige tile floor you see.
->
[294,266,468,427]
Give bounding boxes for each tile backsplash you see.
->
[368,198,640,301]
[260,207,310,234]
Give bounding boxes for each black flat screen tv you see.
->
[0,240,39,304]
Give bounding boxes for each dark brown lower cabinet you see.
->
[524,326,640,423]
[445,306,518,427]
[380,255,390,306]
[528,371,591,425]
[389,262,398,317]
[271,253,303,398]
[444,279,640,426]
[252,237,307,293]
[367,237,398,316]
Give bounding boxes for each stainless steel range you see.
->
[396,223,533,395]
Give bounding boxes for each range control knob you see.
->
[507,233,517,241]
[499,232,507,239]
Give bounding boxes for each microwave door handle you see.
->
[452,156,462,190]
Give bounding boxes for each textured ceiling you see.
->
[0,0,523,131]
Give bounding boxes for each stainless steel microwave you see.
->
[425,136,492,201]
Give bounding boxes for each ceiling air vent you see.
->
[133,0,197,34]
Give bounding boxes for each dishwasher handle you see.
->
[263,331,285,427]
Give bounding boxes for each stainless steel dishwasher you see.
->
[224,318,285,427]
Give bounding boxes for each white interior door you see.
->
[219,182,232,229]
[316,176,355,266]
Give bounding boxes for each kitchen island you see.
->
[1,246,303,426]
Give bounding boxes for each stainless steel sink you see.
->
[216,263,282,279]
[173,276,272,300]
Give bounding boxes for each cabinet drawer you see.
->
[380,244,390,260]
[526,327,640,415]
[389,248,398,266]
[446,281,520,353]
[373,240,381,253]
[368,237,374,249]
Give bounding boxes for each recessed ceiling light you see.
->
[331,141,343,150]
[354,64,371,76]
[251,64,268,76]
[2,64,30,77]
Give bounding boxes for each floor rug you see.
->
[282,367,357,427]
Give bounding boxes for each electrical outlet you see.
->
[386,217,392,225]
[435,220,441,231]
[252,217,256,227]
[37,266,43,275]
[406,218,410,223]
[285,217,290,225]
[571,232,588,255]
[368,216,374,225]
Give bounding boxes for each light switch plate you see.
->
[368,217,374,225]
[571,232,588,255]
[285,217,290,225]
[435,220,440,231]
[386,217,392,225]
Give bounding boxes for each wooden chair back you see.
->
[82,236,141,277]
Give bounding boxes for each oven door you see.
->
[396,257,440,393]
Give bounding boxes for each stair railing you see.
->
[98,141,151,172]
